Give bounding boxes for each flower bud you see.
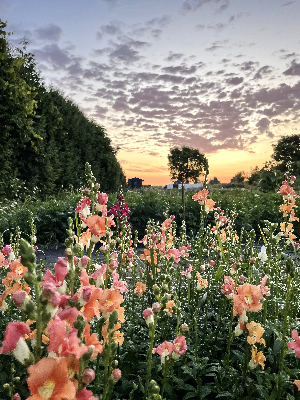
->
[82,368,95,385]
[181,323,189,332]
[42,282,57,301]
[13,394,21,400]
[161,284,169,293]
[152,302,161,314]
[112,368,121,382]
[82,287,92,302]
[152,284,160,295]
[127,249,134,258]
[109,259,118,271]
[80,256,90,269]
[209,259,215,266]
[65,248,72,256]
[12,291,27,308]
[143,308,154,326]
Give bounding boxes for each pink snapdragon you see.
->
[173,336,187,356]
[12,290,28,307]
[288,330,300,358]
[82,368,96,385]
[181,264,193,279]
[97,192,108,205]
[80,256,90,269]
[112,271,128,293]
[2,245,13,257]
[75,197,92,222]
[260,275,270,297]
[0,322,30,354]
[152,341,174,363]
[143,308,154,326]
[166,248,181,263]
[112,368,122,382]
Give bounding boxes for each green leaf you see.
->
[273,339,285,356]
[183,391,197,400]
[214,264,224,281]
[200,386,212,399]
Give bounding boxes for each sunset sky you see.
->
[2,0,300,185]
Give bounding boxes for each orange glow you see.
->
[117,144,273,186]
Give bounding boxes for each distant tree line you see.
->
[218,135,300,192]
[0,20,126,200]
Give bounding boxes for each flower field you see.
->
[1,164,300,400]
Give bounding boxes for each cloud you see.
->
[238,61,259,72]
[33,44,80,70]
[34,24,62,42]
[109,43,144,63]
[283,60,300,76]
[253,65,273,80]
[182,0,230,14]
[205,39,228,52]
[196,22,226,31]
[196,12,245,32]
[162,64,198,75]
[145,15,171,28]
[256,117,270,133]
[96,22,123,40]
[226,76,243,85]
[165,52,184,62]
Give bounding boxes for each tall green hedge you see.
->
[0,20,126,200]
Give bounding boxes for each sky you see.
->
[1,0,300,185]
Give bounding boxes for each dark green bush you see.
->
[0,188,297,246]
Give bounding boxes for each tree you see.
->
[168,146,209,220]
[230,171,245,186]
[247,166,261,186]
[209,177,220,185]
[272,134,300,177]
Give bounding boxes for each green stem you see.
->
[144,314,158,400]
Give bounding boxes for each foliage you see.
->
[1,167,300,399]
[0,21,40,199]
[168,147,209,220]
[168,147,209,184]
[0,19,126,200]
[272,134,300,177]
[230,171,246,186]
[1,186,295,246]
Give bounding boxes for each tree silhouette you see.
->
[168,146,208,220]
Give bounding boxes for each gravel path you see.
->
[36,245,145,265]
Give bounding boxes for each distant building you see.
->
[163,181,203,190]
[128,177,144,189]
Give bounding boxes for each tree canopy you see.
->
[168,146,208,220]
[271,134,300,177]
[0,20,126,199]
[168,146,209,184]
